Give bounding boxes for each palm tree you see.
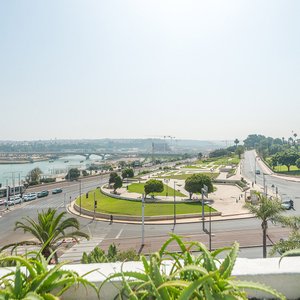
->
[1,208,89,263]
[234,138,239,148]
[244,193,284,258]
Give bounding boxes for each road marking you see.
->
[115,228,124,239]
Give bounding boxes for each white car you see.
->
[24,193,37,202]
[7,196,22,206]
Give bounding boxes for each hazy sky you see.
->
[0,1,299,141]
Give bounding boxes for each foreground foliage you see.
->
[81,243,139,264]
[0,208,89,263]
[271,215,300,256]
[0,252,98,300]
[101,234,285,299]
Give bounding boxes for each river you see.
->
[0,155,104,186]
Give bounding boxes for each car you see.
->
[22,194,30,201]
[255,170,260,175]
[7,196,22,205]
[52,188,63,194]
[24,193,37,201]
[37,190,49,198]
[0,198,7,206]
[281,199,294,210]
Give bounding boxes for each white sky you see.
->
[0,0,299,141]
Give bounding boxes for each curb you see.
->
[67,202,254,225]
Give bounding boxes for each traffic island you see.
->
[71,188,221,224]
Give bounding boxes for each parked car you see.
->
[0,198,7,206]
[7,196,22,205]
[255,170,261,175]
[23,193,37,202]
[281,199,294,210]
[37,190,49,198]
[52,188,63,194]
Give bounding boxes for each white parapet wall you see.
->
[1,257,300,299]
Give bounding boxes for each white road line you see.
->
[115,228,124,239]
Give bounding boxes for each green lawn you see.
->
[76,189,215,216]
[157,172,219,181]
[127,182,186,197]
[272,165,300,175]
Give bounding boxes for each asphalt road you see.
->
[242,150,300,215]
[0,153,297,259]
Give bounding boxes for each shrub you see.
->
[102,234,285,299]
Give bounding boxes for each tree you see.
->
[113,175,122,193]
[65,168,80,181]
[197,152,203,160]
[277,150,299,172]
[109,172,118,185]
[296,158,300,169]
[209,148,229,158]
[26,167,42,184]
[234,138,239,148]
[235,145,244,159]
[244,193,284,258]
[121,168,134,179]
[0,208,89,263]
[144,179,164,198]
[184,174,213,200]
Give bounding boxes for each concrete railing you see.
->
[0,257,298,299]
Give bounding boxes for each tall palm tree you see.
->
[234,138,239,148]
[1,208,89,263]
[244,193,284,258]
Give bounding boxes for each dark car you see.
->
[52,188,63,194]
[37,190,49,198]
[281,199,294,210]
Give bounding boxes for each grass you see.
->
[274,165,300,173]
[127,183,186,197]
[76,189,215,216]
[157,172,219,181]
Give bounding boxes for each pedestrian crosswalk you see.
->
[59,234,106,263]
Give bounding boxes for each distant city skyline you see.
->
[1,1,299,141]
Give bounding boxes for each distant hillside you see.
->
[0,139,230,154]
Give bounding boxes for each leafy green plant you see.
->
[271,215,300,255]
[101,234,285,299]
[81,244,139,264]
[0,252,98,300]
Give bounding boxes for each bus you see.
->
[0,185,25,199]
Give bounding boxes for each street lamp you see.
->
[79,180,82,215]
[173,181,176,226]
[208,204,212,251]
[254,156,257,184]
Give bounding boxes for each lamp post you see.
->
[142,194,145,246]
[79,180,82,215]
[209,204,212,251]
[254,156,257,184]
[173,181,176,226]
